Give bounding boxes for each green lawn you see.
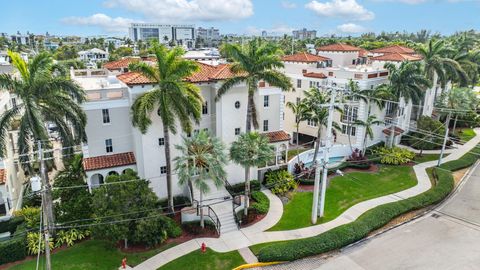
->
[158,248,245,270]
[287,148,310,161]
[456,128,476,143]
[413,153,449,163]
[9,240,177,270]
[268,165,417,231]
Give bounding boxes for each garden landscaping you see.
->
[157,248,245,270]
[269,165,418,231]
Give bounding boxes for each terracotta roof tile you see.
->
[371,52,422,62]
[83,152,136,171]
[103,57,156,71]
[262,130,291,143]
[370,45,415,54]
[316,43,362,52]
[358,49,369,57]
[0,169,5,185]
[282,52,330,63]
[303,72,327,79]
[117,72,155,85]
[382,126,405,136]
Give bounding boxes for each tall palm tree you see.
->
[0,50,87,231]
[417,39,466,98]
[230,132,274,216]
[215,38,292,133]
[302,88,341,166]
[378,61,431,147]
[354,115,383,154]
[174,130,227,228]
[286,100,307,163]
[130,44,203,212]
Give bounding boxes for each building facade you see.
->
[129,23,195,48]
[292,28,317,40]
[196,27,220,47]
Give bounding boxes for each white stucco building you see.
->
[78,48,109,64]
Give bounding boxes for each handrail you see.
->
[224,180,242,229]
[192,198,221,235]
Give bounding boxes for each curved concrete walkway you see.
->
[134,128,480,270]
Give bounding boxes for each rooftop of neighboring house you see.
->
[316,43,363,52]
[83,152,136,171]
[282,52,331,63]
[370,45,416,55]
[78,48,108,55]
[370,52,423,62]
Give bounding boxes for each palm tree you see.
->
[438,87,478,133]
[417,39,466,98]
[354,115,383,154]
[230,132,274,216]
[286,100,307,163]
[302,88,341,166]
[0,50,87,232]
[174,130,227,228]
[215,38,292,133]
[378,62,431,147]
[130,44,203,212]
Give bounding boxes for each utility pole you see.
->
[311,88,337,224]
[38,141,52,270]
[438,112,451,167]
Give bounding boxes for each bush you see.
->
[257,167,454,262]
[0,223,27,264]
[265,170,297,195]
[27,232,54,255]
[0,216,24,234]
[55,229,90,248]
[440,144,480,171]
[13,207,41,229]
[375,147,415,165]
[250,191,270,214]
[182,220,216,235]
[158,196,191,209]
[226,180,261,195]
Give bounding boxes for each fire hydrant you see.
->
[201,242,207,253]
[121,257,127,269]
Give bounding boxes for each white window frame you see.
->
[160,166,167,174]
[105,139,113,153]
[158,138,165,146]
[264,95,269,107]
[263,120,269,132]
[102,109,110,124]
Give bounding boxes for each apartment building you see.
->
[72,60,289,199]
[78,48,109,64]
[292,28,317,40]
[129,23,195,48]
[196,27,221,47]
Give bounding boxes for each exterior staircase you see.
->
[191,181,239,235]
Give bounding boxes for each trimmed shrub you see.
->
[13,207,41,229]
[265,170,297,195]
[0,222,27,264]
[226,180,261,195]
[158,196,191,209]
[440,144,480,171]
[0,216,24,234]
[181,220,216,235]
[250,191,270,214]
[375,147,415,165]
[257,167,454,262]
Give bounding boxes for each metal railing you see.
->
[224,180,242,229]
[192,199,221,235]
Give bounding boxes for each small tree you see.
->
[174,130,228,228]
[353,115,383,155]
[230,132,275,216]
[410,116,445,154]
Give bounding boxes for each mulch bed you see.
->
[239,212,267,228]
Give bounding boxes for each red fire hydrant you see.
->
[121,257,127,269]
[201,242,207,253]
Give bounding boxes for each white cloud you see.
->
[337,23,366,33]
[103,0,254,22]
[61,13,139,32]
[281,1,297,8]
[305,0,375,21]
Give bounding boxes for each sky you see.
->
[1,0,479,37]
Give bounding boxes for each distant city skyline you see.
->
[2,0,479,37]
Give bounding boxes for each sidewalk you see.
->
[134,128,480,270]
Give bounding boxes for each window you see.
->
[263,120,269,132]
[235,101,240,109]
[328,72,334,77]
[259,81,266,87]
[102,109,110,124]
[235,128,241,135]
[307,119,317,127]
[341,125,356,136]
[158,138,165,146]
[203,128,209,132]
[352,59,356,65]
[342,106,358,123]
[11,98,16,108]
[160,166,167,174]
[302,69,307,74]
[105,139,113,153]
[202,102,208,115]
[296,97,301,105]
[193,129,199,135]
[264,95,269,107]
[297,79,302,88]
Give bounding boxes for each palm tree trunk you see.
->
[296,124,301,164]
[389,106,399,148]
[200,190,204,229]
[243,166,250,216]
[312,128,322,170]
[163,123,174,213]
[452,115,459,133]
[347,106,353,153]
[362,132,368,155]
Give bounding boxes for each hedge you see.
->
[158,196,191,208]
[439,144,480,172]
[257,167,454,262]
[0,222,27,264]
[0,216,24,234]
[226,180,261,195]
[250,191,270,214]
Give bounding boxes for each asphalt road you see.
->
[265,163,480,270]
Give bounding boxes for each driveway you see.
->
[264,162,480,270]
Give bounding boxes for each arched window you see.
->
[90,174,104,188]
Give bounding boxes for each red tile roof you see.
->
[371,53,422,62]
[0,169,5,185]
[382,126,405,136]
[262,130,291,143]
[117,62,243,86]
[370,45,415,55]
[83,152,136,171]
[358,49,369,57]
[303,72,327,79]
[103,57,155,71]
[316,43,362,52]
[282,52,330,63]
